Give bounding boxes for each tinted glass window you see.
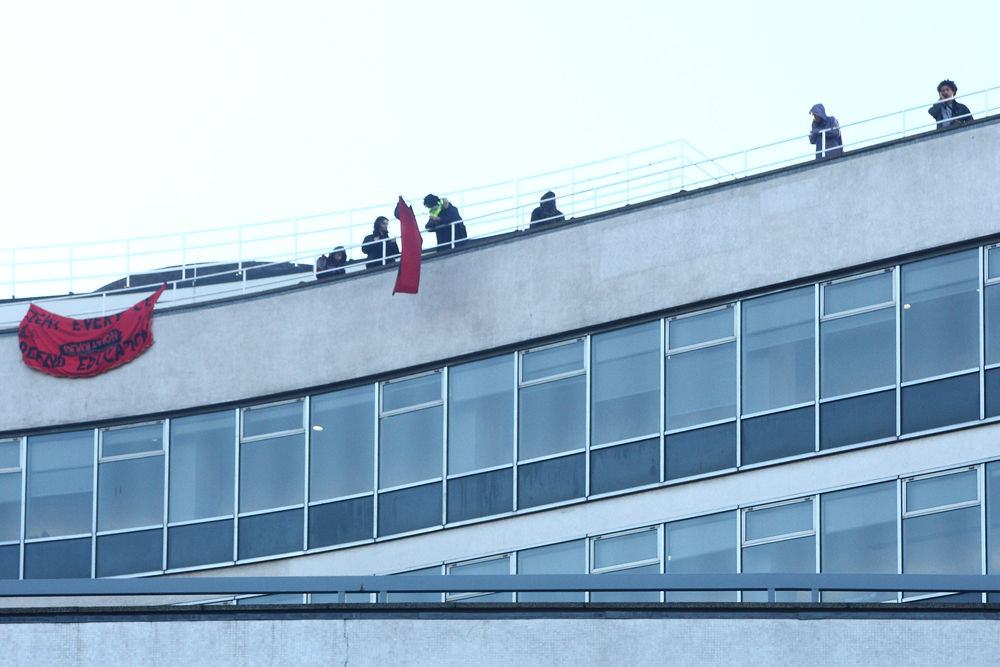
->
[590,438,659,495]
[449,557,513,603]
[310,386,375,501]
[447,469,513,523]
[308,496,373,548]
[665,341,736,430]
[102,423,163,458]
[985,284,1000,366]
[903,506,980,575]
[669,308,733,349]
[518,375,585,460]
[382,373,441,412]
[664,512,737,602]
[741,536,815,602]
[988,462,1000,574]
[745,501,813,542]
[594,529,658,569]
[26,431,93,539]
[243,402,303,437]
[239,434,305,513]
[0,473,21,542]
[96,529,162,577]
[238,508,304,560]
[379,406,443,488]
[741,406,814,465]
[906,470,977,513]
[167,519,233,570]
[448,356,514,474]
[378,482,442,536]
[901,250,979,382]
[820,307,895,398]
[742,287,815,414]
[517,454,584,509]
[821,483,897,602]
[98,455,164,532]
[169,412,235,523]
[591,324,660,445]
[820,390,896,450]
[0,440,17,470]
[24,537,91,579]
[518,540,586,602]
[901,373,979,434]
[522,341,584,382]
[824,272,892,315]
[665,422,736,480]
[0,544,18,580]
[387,566,443,603]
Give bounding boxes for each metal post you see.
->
[238,227,243,278]
[743,150,748,178]
[902,110,906,138]
[821,129,827,158]
[515,180,520,230]
[294,219,299,264]
[68,245,73,294]
[382,238,387,265]
[570,167,576,218]
[626,154,630,204]
[680,142,685,189]
[181,233,187,282]
[125,240,131,288]
[9,249,14,298]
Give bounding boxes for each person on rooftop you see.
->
[362,216,400,269]
[529,191,565,229]
[809,104,843,159]
[315,246,348,279]
[423,194,468,247]
[928,80,974,129]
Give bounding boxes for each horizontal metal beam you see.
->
[3,573,1000,598]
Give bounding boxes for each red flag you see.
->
[393,196,422,294]
[18,284,166,378]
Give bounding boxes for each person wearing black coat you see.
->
[362,216,400,269]
[928,80,973,129]
[529,191,565,228]
[315,246,348,279]
[423,194,468,247]
[808,104,843,159]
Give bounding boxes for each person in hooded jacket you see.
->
[928,80,974,129]
[808,104,843,159]
[316,246,348,279]
[423,194,468,247]
[362,216,400,269]
[529,191,565,228]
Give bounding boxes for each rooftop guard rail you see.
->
[0,85,997,328]
[3,574,1000,604]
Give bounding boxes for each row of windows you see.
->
[234,461,1000,605]
[3,244,1000,578]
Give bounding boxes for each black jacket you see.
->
[362,227,400,268]
[809,104,843,159]
[530,191,565,228]
[425,200,468,246]
[928,100,973,129]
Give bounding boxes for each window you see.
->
[742,499,816,602]
[309,386,375,549]
[447,555,513,602]
[518,341,586,509]
[664,512,737,602]
[591,323,660,445]
[983,247,1000,418]
[96,423,165,577]
[819,271,896,449]
[238,401,305,560]
[0,439,21,580]
[665,307,736,479]
[517,540,585,602]
[378,373,443,536]
[448,356,515,522]
[820,482,897,602]
[902,469,981,600]
[590,528,660,603]
[167,411,236,569]
[386,565,444,603]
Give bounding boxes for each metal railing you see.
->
[1,85,997,320]
[1,573,999,605]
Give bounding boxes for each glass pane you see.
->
[0,473,21,542]
[984,283,1000,365]
[824,272,893,315]
[821,483,897,602]
[96,528,162,577]
[382,373,441,412]
[238,508,304,560]
[594,529,658,569]
[24,537,91,578]
[0,440,20,469]
[312,593,376,604]
[388,566,443,603]
[310,386,375,501]
[447,468,513,523]
[449,556,512,602]
[901,250,979,382]
[518,375,585,460]
[448,356,514,474]
[377,482,442,537]
[746,500,813,542]
[901,373,979,434]
[517,454,584,510]
[742,287,815,414]
[308,496,373,548]
[903,506,980,574]
[665,342,736,430]
[591,323,660,445]
[590,563,661,603]
[665,422,736,481]
[740,406,814,466]
[0,544,18,580]
[820,308,895,398]
[820,390,896,450]
[988,462,1000,574]
[664,512,738,602]
[670,307,733,349]
[742,536,815,602]
[990,247,1000,280]
[243,401,303,438]
[169,411,236,523]
[518,540,586,602]
[988,368,1000,419]
[102,423,163,458]
[379,406,443,488]
[239,434,305,513]
[167,519,233,570]
[98,455,164,531]
[906,470,977,513]
[237,594,305,605]
[521,341,583,382]
[26,431,93,539]
[590,438,659,495]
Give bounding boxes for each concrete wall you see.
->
[4,614,1000,667]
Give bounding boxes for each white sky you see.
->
[1,0,998,251]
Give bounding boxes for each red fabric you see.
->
[18,284,166,378]
[393,196,422,294]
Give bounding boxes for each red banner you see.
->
[18,285,166,378]
[393,196,422,295]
